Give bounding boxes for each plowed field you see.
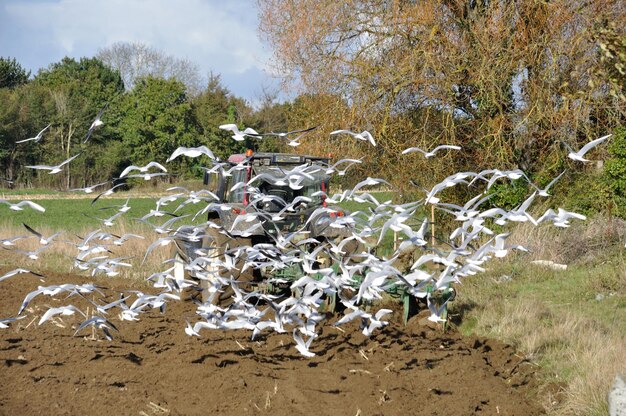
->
[0,269,543,415]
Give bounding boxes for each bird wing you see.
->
[146,161,168,172]
[219,123,237,131]
[544,171,566,191]
[18,287,44,315]
[166,147,185,162]
[59,153,80,167]
[432,145,461,153]
[19,201,46,213]
[243,127,260,136]
[198,146,216,160]
[119,165,138,178]
[24,164,54,170]
[15,137,37,144]
[91,103,109,122]
[361,131,376,146]
[578,134,612,156]
[401,147,426,155]
[266,126,317,137]
[374,308,393,321]
[38,123,52,135]
[23,223,43,238]
[0,269,26,282]
[330,129,354,136]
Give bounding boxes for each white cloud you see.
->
[1,0,278,100]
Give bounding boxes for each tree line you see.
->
[257,0,626,212]
[0,45,291,190]
[2,2,626,214]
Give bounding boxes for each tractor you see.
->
[171,151,358,306]
[171,151,443,323]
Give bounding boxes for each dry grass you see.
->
[0,220,169,283]
[455,215,626,416]
[465,296,625,415]
[508,214,626,265]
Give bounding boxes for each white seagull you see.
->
[218,124,260,141]
[23,223,63,245]
[16,124,51,144]
[91,183,127,205]
[67,181,109,194]
[293,329,316,357]
[0,316,26,329]
[255,126,318,147]
[83,104,108,143]
[0,199,46,213]
[330,129,377,146]
[0,268,45,283]
[563,134,612,162]
[119,161,167,178]
[39,305,86,326]
[75,316,118,340]
[167,146,216,162]
[1,235,30,247]
[401,144,462,158]
[25,153,81,175]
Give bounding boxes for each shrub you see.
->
[604,126,626,218]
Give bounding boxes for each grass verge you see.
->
[451,217,626,416]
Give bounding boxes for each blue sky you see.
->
[0,0,281,103]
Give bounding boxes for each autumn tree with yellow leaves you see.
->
[258,0,625,196]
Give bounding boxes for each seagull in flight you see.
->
[0,316,26,329]
[530,171,566,197]
[23,223,63,245]
[330,129,377,146]
[83,104,108,143]
[1,235,30,247]
[350,177,390,195]
[91,183,127,205]
[25,153,81,175]
[0,199,46,213]
[218,124,261,141]
[322,158,363,176]
[1,177,15,186]
[39,305,86,326]
[0,268,45,283]
[119,161,167,178]
[167,146,215,162]
[75,316,118,340]
[562,134,612,162]
[67,181,110,194]
[293,329,316,357]
[402,144,462,158]
[16,124,51,144]
[255,126,318,147]
[6,245,51,260]
[125,172,169,181]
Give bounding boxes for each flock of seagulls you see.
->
[0,119,614,356]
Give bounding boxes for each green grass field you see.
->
[0,190,399,233]
[0,196,195,232]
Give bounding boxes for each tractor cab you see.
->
[205,151,330,209]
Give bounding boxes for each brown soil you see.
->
[0,269,544,416]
